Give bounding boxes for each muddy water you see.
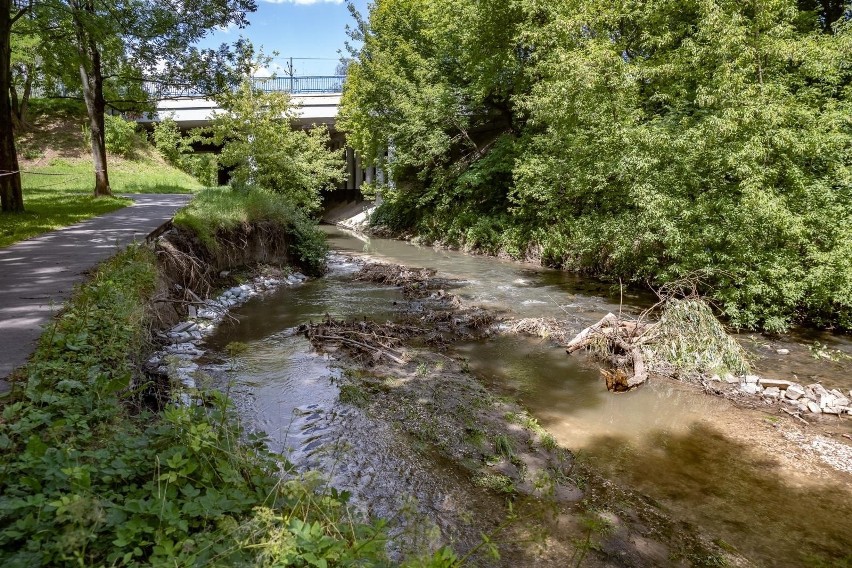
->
[207,226,852,567]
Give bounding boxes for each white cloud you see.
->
[261,0,343,4]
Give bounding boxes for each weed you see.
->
[224,341,249,356]
[339,383,369,406]
[473,472,516,494]
[494,434,515,460]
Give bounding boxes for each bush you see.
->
[104,114,137,157]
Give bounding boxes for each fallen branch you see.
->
[782,407,810,426]
[312,334,406,365]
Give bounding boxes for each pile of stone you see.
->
[718,373,852,416]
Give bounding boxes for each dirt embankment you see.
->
[149,223,296,328]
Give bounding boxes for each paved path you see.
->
[0,194,192,389]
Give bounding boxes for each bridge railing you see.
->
[149,76,346,99]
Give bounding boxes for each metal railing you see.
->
[149,76,345,99]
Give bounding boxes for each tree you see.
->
[342,0,852,331]
[1,0,28,213]
[205,72,344,211]
[31,0,256,197]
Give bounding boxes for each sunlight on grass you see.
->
[1,152,204,248]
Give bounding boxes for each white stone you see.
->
[823,407,842,415]
[763,387,781,399]
[293,272,307,280]
[806,401,822,414]
[740,383,761,395]
[809,383,830,397]
[723,373,739,384]
[834,396,850,408]
[709,374,721,382]
[744,374,761,384]
[776,348,790,355]
[818,393,837,409]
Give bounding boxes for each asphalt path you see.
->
[0,194,192,390]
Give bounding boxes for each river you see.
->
[200,226,852,567]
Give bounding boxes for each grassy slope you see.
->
[1,103,203,248]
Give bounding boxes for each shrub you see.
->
[104,114,137,157]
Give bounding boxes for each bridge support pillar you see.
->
[345,147,355,191]
[354,154,363,191]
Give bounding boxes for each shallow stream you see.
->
[201,226,852,566]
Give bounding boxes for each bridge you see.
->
[133,76,380,194]
[135,75,345,129]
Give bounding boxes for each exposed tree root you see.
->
[565,299,751,393]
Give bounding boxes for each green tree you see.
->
[27,0,256,197]
[342,0,852,331]
[205,71,343,211]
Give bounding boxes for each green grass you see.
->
[0,152,204,248]
[174,187,329,275]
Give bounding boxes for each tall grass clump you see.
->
[173,187,329,275]
[648,299,752,379]
[0,245,435,566]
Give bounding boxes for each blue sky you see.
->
[200,0,370,76]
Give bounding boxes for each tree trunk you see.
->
[73,1,111,197]
[10,63,32,130]
[0,0,24,213]
[820,0,847,32]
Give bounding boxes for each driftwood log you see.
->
[566,312,658,392]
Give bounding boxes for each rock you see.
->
[188,305,197,319]
[823,407,842,415]
[709,374,721,382]
[740,383,761,395]
[776,348,790,355]
[219,270,230,278]
[743,374,760,384]
[286,275,299,285]
[293,272,307,280]
[818,393,837,409]
[763,387,781,399]
[806,401,822,414]
[171,321,196,334]
[198,308,218,320]
[759,378,794,389]
[723,373,739,384]
[797,402,809,413]
[783,398,800,406]
[785,384,806,400]
[808,383,830,397]
[834,396,850,408]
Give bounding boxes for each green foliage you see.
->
[173,187,329,275]
[152,119,218,186]
[104,115,137,157]
[344,0,852,332]
[0,246,408,566]
[650,299,752,377]
[203,77,344,211]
